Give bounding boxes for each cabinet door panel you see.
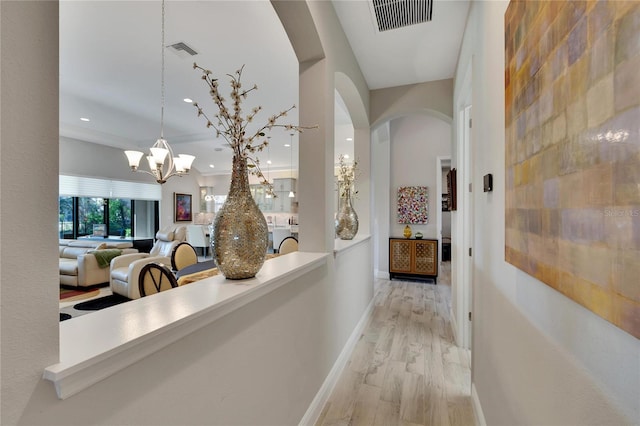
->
[390,240,412,273]
[414,240,437,275]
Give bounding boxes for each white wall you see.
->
[1,2,375,425]
[1,2,61,424]
[372,124,391,276]
[389,114,452,240]
[370,79,453,127]
[454,1,640,424]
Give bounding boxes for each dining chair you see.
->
[138,263,178,297]
[278,236,298,255]
[186,224,209,258]
[272,228,292,253]
[171,242,199,272]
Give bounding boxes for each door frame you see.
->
[436,156,451,264]
[454,62,473,350]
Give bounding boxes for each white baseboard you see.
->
[299,298,375,426]
[375,270,390,280]
[471,382,487,426]
[449,307,460,347]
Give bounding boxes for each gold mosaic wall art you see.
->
[505,1,640,339]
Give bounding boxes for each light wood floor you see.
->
[315,263,474,426]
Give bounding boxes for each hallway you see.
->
[316,264,474,426]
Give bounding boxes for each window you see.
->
[59,196,158,239]
[59,196,74,239]
[77,197,105,237]
[108,198,132,237]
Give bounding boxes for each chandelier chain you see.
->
[160,0,165,139]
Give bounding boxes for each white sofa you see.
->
[110,226,186,300]
[59,239,138,287]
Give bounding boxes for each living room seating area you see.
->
[59,239,138,287]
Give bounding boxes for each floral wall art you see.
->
[505,1,640,338]
[397,186,429,224]
[174,192,192,222]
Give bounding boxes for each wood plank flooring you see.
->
[315,263,474,426]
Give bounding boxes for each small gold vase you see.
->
[403,225,412,239]
[336,188,359,240]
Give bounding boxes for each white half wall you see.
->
[17,249,372,425]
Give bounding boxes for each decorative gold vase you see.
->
[403,225,412,239]
[336,188,359,240]
[213,155,268,279]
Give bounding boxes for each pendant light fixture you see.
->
[124,0,195,184]
[288,133,295,198]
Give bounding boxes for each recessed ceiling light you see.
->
[183,98,193,103]
[267,160,272,165]
[346,137,353,141]
[284,143,291,147]
[344,154,350,159]
[209,164,215,168]
[80,117,90,122]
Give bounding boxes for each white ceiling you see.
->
[332,0,470,90]
[59,0,469,176]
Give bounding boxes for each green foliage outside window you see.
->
[59,196,136,239]
[108,198,132,237]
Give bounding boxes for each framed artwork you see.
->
[397,186,428,224]
[174,193,192,222]
[505,1,640,339]
[447,169,457,211]
[442,194,450,212]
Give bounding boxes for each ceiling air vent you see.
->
[168,42,198,56]
[372,0,433,32]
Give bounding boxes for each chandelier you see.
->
[124,0,194,184]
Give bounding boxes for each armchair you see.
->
[110,226,186,300]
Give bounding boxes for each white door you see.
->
[462,105,474,349]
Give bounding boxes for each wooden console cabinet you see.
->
[389,238,438,283]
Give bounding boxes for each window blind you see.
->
[59,175,162,200]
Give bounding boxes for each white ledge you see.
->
[44,251,329,399]
[333,234,371,257]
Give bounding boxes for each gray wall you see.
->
[60,136,202,230]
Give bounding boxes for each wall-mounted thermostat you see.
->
[483,174,493,192]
